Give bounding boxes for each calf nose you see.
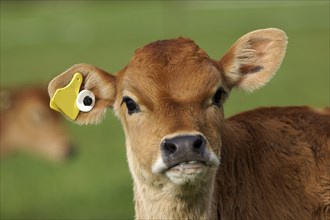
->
[66,144,78,159]
[160,135,208,167]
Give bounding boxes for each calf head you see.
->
[49,28,287,192]
[0,87,75,161]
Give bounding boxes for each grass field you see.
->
[1,1,329,220]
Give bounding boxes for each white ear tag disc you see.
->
[76,90,95,112]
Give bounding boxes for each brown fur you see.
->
[219,106,330,220]
[0,86,74,161]
[48,28,329,219]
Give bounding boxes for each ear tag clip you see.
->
[76,90,95,112]
[50,72,83,120]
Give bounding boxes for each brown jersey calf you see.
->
[48,28,329,219]
[1,86,75,161]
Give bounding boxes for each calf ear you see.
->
[48,64,116,125]
[220,28,287,92]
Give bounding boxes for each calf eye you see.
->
[122,96,140,115]
[212,88,227,106]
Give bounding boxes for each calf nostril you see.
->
[164,141,177,155]
[193,136,205,152]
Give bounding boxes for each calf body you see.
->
[48,28,329,219]
[219,106,329,219]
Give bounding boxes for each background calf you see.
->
[0,86,75,161]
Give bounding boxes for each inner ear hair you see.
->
[220,28,288,92]
[48,64,103,98]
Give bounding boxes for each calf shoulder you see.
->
[216,106,330,220]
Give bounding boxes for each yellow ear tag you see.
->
[50,72,83,120]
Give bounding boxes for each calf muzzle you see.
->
[66,144,78,159]
[160,135,210,169]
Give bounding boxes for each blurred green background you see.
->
[1,1,329,220]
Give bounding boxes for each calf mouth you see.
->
[152,152,220,175]
[152,153,220,185]
[166,160,207,174]
[164,160,212,185]
[153,155,210,174]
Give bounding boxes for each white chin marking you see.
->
[209,151,220,167]
[151,157,167,174]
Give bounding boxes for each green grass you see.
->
[1,1,329,220]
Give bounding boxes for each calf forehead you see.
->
[121,38,222,102]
